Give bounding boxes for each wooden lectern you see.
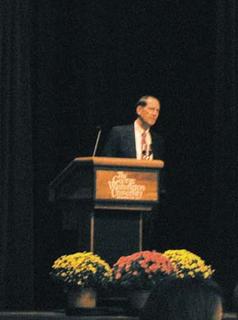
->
[49,157,164,263]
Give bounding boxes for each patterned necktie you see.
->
[141,131,147,159]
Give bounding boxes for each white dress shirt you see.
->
[134,121,153,159]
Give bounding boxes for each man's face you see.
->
[136,97,160,129]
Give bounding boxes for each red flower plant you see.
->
[112,251,176,290]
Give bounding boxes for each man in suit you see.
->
[102,95,166,250]
[102,95,164,161]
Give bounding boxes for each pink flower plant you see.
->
[112,251,176,290]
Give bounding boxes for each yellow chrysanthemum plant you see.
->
[51,252,112,289]
[163,249,215,280]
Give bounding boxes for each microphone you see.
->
[92,126,102,157]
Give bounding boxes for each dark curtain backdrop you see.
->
[0,0,34,309]
[0,0,238,311]
[210,0,238,308]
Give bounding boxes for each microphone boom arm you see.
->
[92,128,102,157]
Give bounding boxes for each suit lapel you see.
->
[150,131,157,159]
[122,125,136,158]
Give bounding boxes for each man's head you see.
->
[135,95,160,130]
[140,278,223,320]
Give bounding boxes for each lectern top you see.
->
[73,156,164,169]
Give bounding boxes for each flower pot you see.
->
[67,287,97,309]
[128,290,151,310]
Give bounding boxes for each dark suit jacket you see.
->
[101,124,164,160]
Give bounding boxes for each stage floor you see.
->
[0,311,137,320]
[0,311,236,320]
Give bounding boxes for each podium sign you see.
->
[96,170,158,200]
